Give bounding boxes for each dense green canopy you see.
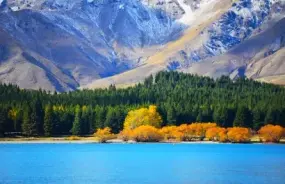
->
[0,71,284,136]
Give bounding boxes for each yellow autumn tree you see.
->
[132,125,163,142]
[258,124,284,143]
[94,127,115,143]
[124,105,162,129]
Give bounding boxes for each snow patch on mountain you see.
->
[177,0,219,25]
[177,0,194,24]
[186,0,281,63]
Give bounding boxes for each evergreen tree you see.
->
[14,109,22,132]
[105,107,123,134]
[144,74,153,88]
[264,108,275,124]
[53,110,61,135]
[224,108,236,127]
[81,106,92,135]
[233,106,252,128]
[214,106,226,127]
[278,109,285,127]
[0,107,7,137]
[72,105,82,135]
[30,99,44,135]
[88,108,95,134]
[44,104,54,136]
[94,106,106,129]
[196,111,203,122]
[22,105,33,136]
[166,105,176,126]
[252,108,264,130]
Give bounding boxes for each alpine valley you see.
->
[0,0,285,91]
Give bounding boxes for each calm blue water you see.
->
[0,143,285,184]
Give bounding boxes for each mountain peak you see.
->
[0,0,285,91]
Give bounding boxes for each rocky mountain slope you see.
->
[0,0,284,91]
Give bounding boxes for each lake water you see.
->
[0,143,285,184]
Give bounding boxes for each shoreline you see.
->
[0,138,284,144]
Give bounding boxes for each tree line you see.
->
[0,71,285,137]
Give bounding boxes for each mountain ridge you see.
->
[0,0,285,91]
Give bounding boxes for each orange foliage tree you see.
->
[189,123,217,139]
[160,126,182,141]
[218,128,228,142]
[132,125,163,142]
[258,124,284,143]
[118,129,134,141]
[206,127,227,141]
[94,127,115,143]
[176,123,217,141]
[176,124,193,141]
[227,127,251,143]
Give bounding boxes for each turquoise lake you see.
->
[0,143,285,184]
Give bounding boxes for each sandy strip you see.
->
[0,140,99,144]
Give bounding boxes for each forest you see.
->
[0,71,285,137]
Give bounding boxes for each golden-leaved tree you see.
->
[132,125,163,142]
[227,127,251,143]
[124,105,162,129]
[94,127,115,143]
[160,126,182,141]
[258,124,284,142]
[206,127,227,141]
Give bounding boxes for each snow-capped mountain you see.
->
[0,0,285,91]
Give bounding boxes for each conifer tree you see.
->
[166,105,176,126]
[252,108,264,130]
[105,107,123,134]
[22,105,33,136]
[44,104,54,136]
[0,107,7,137]
[233,106,252,127]
[95,106,105,129]
[29,99,44,135]
[72,105,82,135]
[264,108,275,124]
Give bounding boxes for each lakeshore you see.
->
[0,136,284,144]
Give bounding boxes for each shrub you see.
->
[218,129,228,142]
[206,127,223,140]
[258,124,284,143]
[132,125,163,142]
[176,124,193,141]
[94,127,115,143]
[189,123,217,138]
[227,127,251,143]
[176,123,217,141]
[118,129,133,141]
[160,126,182,141]
[206,127,228,142]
